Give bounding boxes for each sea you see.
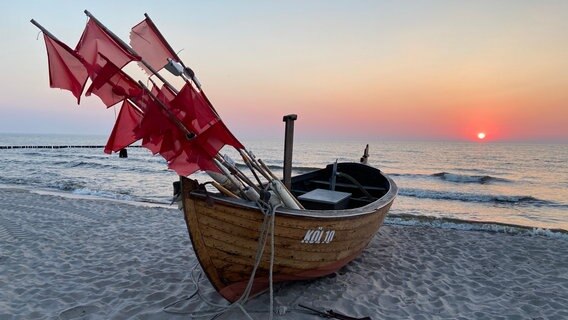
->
[1,133,567,236]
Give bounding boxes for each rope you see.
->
[269,200,276,320]
[164,196,281,319]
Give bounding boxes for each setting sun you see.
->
[477,132,486,140]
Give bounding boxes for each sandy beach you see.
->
[1,187,567,319]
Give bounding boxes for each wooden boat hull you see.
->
[180,162,397,302]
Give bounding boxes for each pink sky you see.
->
[0,1,567,142]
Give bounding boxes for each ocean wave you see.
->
[390,172,509,184]
[66,161,113,169]
[431,172,510,184]
[62,160,160,174]
[385,214,568,239]
[52,180,86,191]
[399,188,562,207]
[0,176,86,193]
[72,188,133,201]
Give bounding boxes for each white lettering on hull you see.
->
[301,227,335,244]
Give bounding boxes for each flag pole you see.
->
[83,10,179,95]
[144,13,201,89]
[30,19,60,42]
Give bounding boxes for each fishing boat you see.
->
[180,162,397,302]
[31,10,397,305]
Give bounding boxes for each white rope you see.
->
[165,198,281,319]
[269,200,276,320]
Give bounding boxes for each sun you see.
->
[477,132,486,140]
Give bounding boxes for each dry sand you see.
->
[1,187,567,319]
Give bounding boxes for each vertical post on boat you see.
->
[282,114,297,190]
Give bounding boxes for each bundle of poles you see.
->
[31,11,303,210]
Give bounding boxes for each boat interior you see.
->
[290,162,390,210]
[183,162,390,211]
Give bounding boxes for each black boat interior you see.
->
[291,162,389,210]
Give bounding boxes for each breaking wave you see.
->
[385,214,568,239]
[398,188,561,207]
[431,172,510,184]
[72,188,133,201]
[390,172,510,184]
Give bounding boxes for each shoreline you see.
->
[1,187,567,319]
[2,183,566,235]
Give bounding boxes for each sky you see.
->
[0,0,567,142]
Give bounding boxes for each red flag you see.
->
[130,17,179,74]
[134,95,225,176]
[167,145,219,176]
[136,99,175,154]
[167,149,200,177]
[157,84,177,103]
[42,34,89,103]
[85,56,143,107]
[171,84,242,149]
[76,19,140,71]
[170,84,217,134]
[104,100,143,154]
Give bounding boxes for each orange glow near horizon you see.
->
[477,132,486,140]
[0,2,567,142]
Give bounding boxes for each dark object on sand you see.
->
[298,304,372,320]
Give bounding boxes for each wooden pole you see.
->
[282,114,297,190]
[143,13,202,90]
[30,19,60,42]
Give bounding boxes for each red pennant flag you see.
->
[170,84,217,134]
[76,19,140,71]
[172,84,242,149]
[157,84,177,104]
[42,34,89,103]
[104,100,143,154]
[136,99,176,154]
[134,95,227,176]
[167,149,200,177]
[130,17,179,75]
[167,145,220,176]
[85,56,143,107]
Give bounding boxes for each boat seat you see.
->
[297,188,352,210]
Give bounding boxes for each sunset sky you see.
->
[0,1,566,142]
